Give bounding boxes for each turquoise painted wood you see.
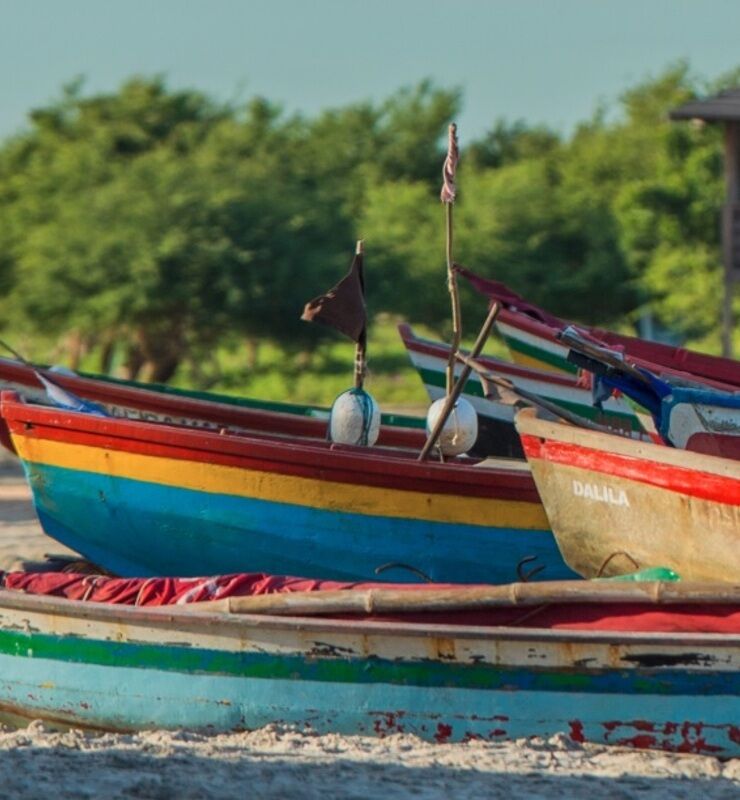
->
[4,393,570,584]
[0,589,737,756]
[28,462,569,583]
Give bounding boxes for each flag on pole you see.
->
[440,122,458,204]
[301,248,367,344]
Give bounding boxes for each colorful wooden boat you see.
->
[455,265,740,388]
[559,327,740,460]
[0,572,737,754]
[0,391,574,583]
[0,355,425,454]
[399,323,649,458]
[658,386,740,459]
[515,407,740,582]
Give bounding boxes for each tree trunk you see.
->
[134,325,186,384]
[244,337,260,370]
[99,337,116,375]
[122,343,146,381]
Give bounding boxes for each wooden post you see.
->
[441,123,461,395]
[722,121,739,358]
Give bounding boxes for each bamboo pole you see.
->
[445,203,461,394]
[441,123,461,395]
[353,240,367,390]
[454,352,614,433]
[177,580,740,616]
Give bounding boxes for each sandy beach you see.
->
[0,455,736,799]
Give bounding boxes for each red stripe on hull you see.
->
[520,433,740,506]
[497,307,738,390]
[455,267,740,387]
[0,358,423,451]
[5,397,539,502]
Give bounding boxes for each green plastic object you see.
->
[594,566,681,583]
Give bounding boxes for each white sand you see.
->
[0,455,736,799]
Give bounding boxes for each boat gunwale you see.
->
[515,407,740,478]
[496,306,738,391]
[398,323,579,388]
[1,586,739,649]
[2,394,538,497]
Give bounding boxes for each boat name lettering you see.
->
[104,404,219,430]
[572,480,629,507]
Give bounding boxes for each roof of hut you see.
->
[670,89,740,122]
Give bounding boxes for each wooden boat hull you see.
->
[0,356,425,454]
[456,265,740,387]
[660,387,740,460]
[515,409,740,581]
[2,393,574,583]
[0,588,738,755]
[399,324,647,452]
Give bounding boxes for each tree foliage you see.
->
[0,65,735,381]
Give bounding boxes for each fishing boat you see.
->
[455,265,740,388]
[558,326,740,460]
[0,355,425,455]
[0,569,737,754]
[399,323,649,458]
[515,407,740,582]
[1,391,573,583]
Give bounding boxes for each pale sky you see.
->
[1,0,739,143]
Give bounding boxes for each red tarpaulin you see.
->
[1,571,739,633]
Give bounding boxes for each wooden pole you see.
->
[177,579,740,616]
[418,302,500,461]
[455,352,616,433]
[441,123,461,395]
[722,122,738,358]
[353,240,366,390]
[445,203,462,394]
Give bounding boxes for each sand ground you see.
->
[0,455,736,799]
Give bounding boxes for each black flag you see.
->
[301,249,367,344]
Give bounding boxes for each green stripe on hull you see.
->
[0,626,735,697]
[416,366,641,432]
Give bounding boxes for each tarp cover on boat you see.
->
[1,571,739,633]
[0,571,409,606]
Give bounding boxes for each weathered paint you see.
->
[662,389,740,460]
[0,590,737,755]
[3,395,574,583]
[516,409,740,582]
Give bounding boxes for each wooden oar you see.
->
[175,580,740,616]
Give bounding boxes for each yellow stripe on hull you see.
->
[13,434,548,530]
[508,351,566,374]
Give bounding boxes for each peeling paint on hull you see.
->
[0,591,736,756]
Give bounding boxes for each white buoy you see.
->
[426,396,478,456]
[329,388,381,446]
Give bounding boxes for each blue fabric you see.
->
[36,372,108,416]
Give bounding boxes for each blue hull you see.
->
[27,462,577,583]
[0,651,736,753]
